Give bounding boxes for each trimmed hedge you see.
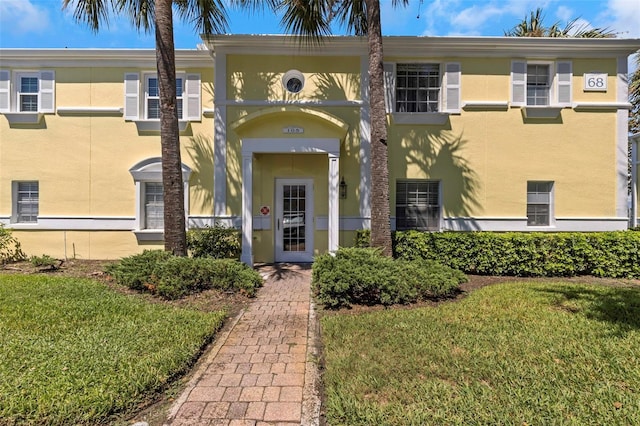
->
[312,247,466,309]
[105,250,262,299]
[356,230,640,278]
[187,224,241,259]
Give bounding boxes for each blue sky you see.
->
[0,0,639,49]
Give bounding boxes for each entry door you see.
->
[275,179,314,263]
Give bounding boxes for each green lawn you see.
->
[321,281,640,425]
[0,274,226,425]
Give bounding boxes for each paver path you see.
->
[165,264,320,426]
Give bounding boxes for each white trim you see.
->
[616,56,629,218]
[213,52,227,217]
[391,112,450,125]
[573,102,632,111]
[632,134,639,228]
[441,217,628,232]
[133,120,189,133]
[57,106,123,115]
[462,101,509,110]
[359,54,371,221]
[3,112,43,124]
[217,99,363,107]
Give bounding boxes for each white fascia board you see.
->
[203,34,640,59]
[0,49,213,68]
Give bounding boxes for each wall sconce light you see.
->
[340,177,347,199]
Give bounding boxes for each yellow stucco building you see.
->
[1,35,639,263]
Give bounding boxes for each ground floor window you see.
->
[527,181,553,226]
[395,180,440,231]
[14,181,39,223]
[144,182,164,229]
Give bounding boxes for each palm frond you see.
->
[62,0,113,32]
[277,0,332,45]
[174,0,229,35]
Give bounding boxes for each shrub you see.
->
[106,251,262,300]
[0,224,26,264]
[312,247,465,309]
[104,250,173,291]
[394,230,640,278]
[187,224,241,259]
[155,257,262,299]
[30,254,59,268]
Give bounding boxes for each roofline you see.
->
[0,48,213,68]
[203,34,640,58]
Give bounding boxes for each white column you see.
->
[359,54,372,226]
[240,153,253,265]
[632,139,638,228]
[616,56,629,219]
[213,53,227,217]
[328,154,339,254]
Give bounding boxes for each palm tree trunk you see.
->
[155,0,187,256]
[365,0,392,256]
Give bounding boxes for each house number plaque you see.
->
[583,73,608,91]
[283,126,304,134]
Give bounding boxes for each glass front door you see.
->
[275,179,314,262]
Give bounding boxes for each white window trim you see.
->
[125,71,201,132]
[512,60,573,115]
[1,70,55,123]
[394,179,442,231]
[11,181,39,225]
[384,61,461,125]
[526,181,555,228]
[129,158,191,240]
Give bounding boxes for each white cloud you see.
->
[0,0,50,34]
[604,0,640,38]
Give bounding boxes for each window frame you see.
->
[17,73,39,112]
[395,63,442,113]
[526,181,554,227]
[395,179,441,231]
[12,181,39,224]
[144,73,184,120]
[511,60,572,110]
[526,62,552,107]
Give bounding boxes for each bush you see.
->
[104,250,173,291]
[394,230,640,278]
[30,254,59,268]
[187,224,241,259]
[0,225,26,264]
[155,257,262,299]
[106,251,262,300]
[312,247,465,309]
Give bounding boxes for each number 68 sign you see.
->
[583,73,607,91]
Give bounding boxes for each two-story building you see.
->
[1,35,639,263]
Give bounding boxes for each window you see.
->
[144,182,164,229]
[124,72,200,123]
[0,70,55,114]
[14,181,39,223]
[383,62,461,118]
[396,64,441,112]
[145,76,183,120]
[511,61,572,107]
[129,158,191,237]
[526,64,550,106]
[527,181,553,226]
[396,180,440,231]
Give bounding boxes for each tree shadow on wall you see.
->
[396,129,482,230]
[186,134,214,213]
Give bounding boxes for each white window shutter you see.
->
[39,70,55,113]
[124,73,140,120]
[511,61,526,107]
[383,62,395,113]
[556,61,572,106]
[0,70,9,113]
[444,62,461,113]
[185,73,201,121]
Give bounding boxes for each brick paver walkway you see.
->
[164,264,320,426]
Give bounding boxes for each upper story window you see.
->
[145,76,184,120]
[124,72,200,122]
[526,64,550,106]
[396,64,441,113]
[0,70,55,114]
[383,62,461,119]
[511,61,572,108]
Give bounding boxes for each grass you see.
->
[0,274,226,425]
[321,281,640,425]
